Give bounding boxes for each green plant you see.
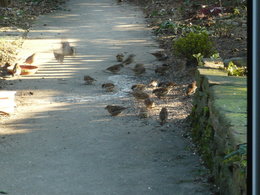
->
[210,52,221,60]
[226,61,247,76]
[233,7,241,16]
[155,21,208,35]
[224,143,247,160]
[173,32,215,64]
[192,53,204,66]
[224,143,247,172]
[155,20,178,34]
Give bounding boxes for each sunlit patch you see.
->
[54,75,136,103]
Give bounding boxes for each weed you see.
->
[226,61,247,76]
[173,32,215,65]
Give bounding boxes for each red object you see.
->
[19,65,38,75]
[199,6,223,16]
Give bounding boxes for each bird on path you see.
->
[53,52,64,63]
[105,105,128,116]
[102,83,115,92]
[159,107,168,125]
[152,86,172,99]
[131,90,150,100]
[116,53,124,62]
[148,80,158,87]
[150,51,168,61]
[139,107,149,118]
[106,64,124,73]
[0,62,12,77]
[122,54,135,65]
[24,53,36,65]
[132,63,145,75]
[83,75,96,85]
[186,81,197,96]
[158,81,176,88]
[155,64,171,75]
[61,41,75,56]
[144,98,155,109]
[131,84,146,91]
[12,63,22,77]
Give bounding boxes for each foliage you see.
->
[226,61,247,76]
[192,53,204,66]
[173,32,215,63]
[155,20,208,35]
[210,52,221,60]
[233,7,241,16]
[224,143,247,160]
[224,143,247,172]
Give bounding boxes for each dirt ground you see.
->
[127,0,247,60]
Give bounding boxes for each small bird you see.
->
[61,41,75,56]
[102,83,115,92]
[116,53,124,62]
[159,107,168,125]
[138,107,149,118]
[155,64,171,75]
[150,51,168,61]
[132,63,145,75]
[148,80,158,87]
[105,105,127,116]
[53,52,64,63]
[144,98,155,109]
[152,86,172,99]
[158,81,176,88]
[83,75,96,85]
[122,54,135,65]
[106,64,124,73]
[24,53,36,64]
[131,90,150,100]
[186,81,197,96]
[12,63,22,77]
[0,62,12,77]
[1,62,11,69]
[131,84,146,91]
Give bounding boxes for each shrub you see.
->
[173,32,216,65]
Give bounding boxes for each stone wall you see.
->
[190,67,247,195]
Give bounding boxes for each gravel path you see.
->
[0,0,212,194]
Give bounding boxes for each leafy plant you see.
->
[173,32,215,64]
[224,143,247,160]
[226,61,247,76]
[210,52,221,60]
[193,53,204,66]
[155,20,208,35]
[233,7,241,16]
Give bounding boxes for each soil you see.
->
[0,0,69,29]
[127,0,247,60]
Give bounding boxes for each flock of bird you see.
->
[82,49,197,125]
[0,40,75,78]
[0,40,197,125]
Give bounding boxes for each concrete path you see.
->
[0,0,212,194]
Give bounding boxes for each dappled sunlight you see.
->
[113,24,148,31]
[0,0,160,138]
